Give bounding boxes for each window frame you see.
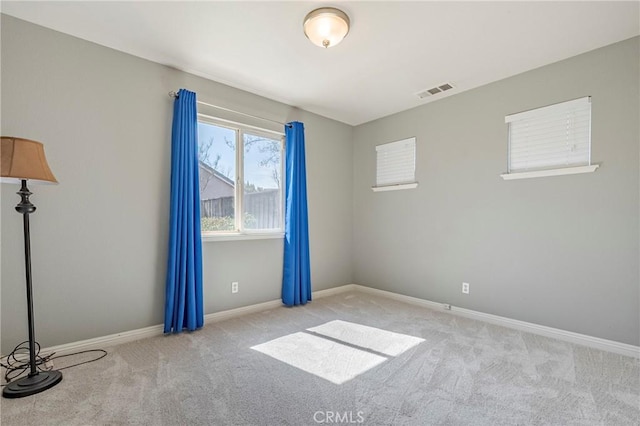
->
[197,115,285,241]
[500,97,599,180]
[371,137,418,192]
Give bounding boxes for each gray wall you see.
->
[352,37,639,346]
[0,15,353,352]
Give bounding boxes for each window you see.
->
[502,97,598,180]
[198,119,284,236]
[372,137,418,192]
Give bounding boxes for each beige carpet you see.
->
[1,290,638,425]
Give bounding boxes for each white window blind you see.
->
[506,97,591,173]
[375,137,416,188]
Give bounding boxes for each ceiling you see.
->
[2,1,639,126]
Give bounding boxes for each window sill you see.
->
[500,164,599,181]
[371,182,418,192]
[202,232,284,242]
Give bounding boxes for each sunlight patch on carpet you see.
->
[251,321,424,384]
[251,332,386,384]
[307,320,425,356]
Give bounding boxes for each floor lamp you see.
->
[1,137,63,398]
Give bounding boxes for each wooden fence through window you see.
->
[201,189,281,229]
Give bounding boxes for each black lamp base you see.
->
[2,370,63,399]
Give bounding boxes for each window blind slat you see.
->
[511,121,590,141]
[510,132,591,146]
[509,110,591,127]
[510,119,591,140]
[511,150,589,165]
[505,97,590,123]
[511,137,590,153]
[511,159,589,172]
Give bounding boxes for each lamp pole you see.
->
[2,179,63,398]
[17,179,38,376]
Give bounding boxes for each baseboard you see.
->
[15,283,638,360]
[312,284,359,298]
[23,284,356,359]
[202,284,357,325]
[351,284,640,359]
[29,324,166,358]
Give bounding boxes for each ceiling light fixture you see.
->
[303,7,350,48]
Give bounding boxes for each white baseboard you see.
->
[14,283,638,360]
[203,285,356,325]
[31,324,165,358]
[23,285,355,359]
[351,284,640,359]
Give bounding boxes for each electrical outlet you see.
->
[462,282,470,294]
[231,282,239,293]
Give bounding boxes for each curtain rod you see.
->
[169,91,291,128]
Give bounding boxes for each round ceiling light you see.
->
[303,7,350,48]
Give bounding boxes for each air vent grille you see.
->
[416,82,455,99]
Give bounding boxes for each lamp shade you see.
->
[1,137,57,184]
[303,7,350,48]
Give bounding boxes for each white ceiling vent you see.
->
[416,83,455,99]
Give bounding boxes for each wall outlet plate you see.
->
[231,282,239,293]
[462,282,470,294]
